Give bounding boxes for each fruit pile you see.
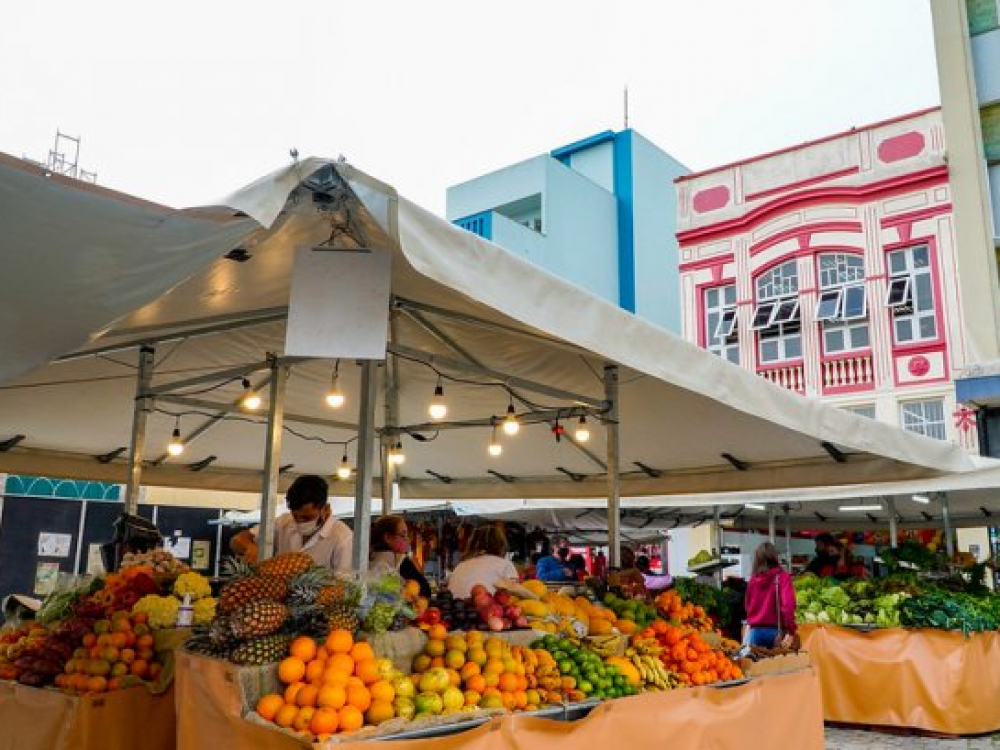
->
[601,593,659,630]
[55,611,162,693]
[360,573,413,634]
[532,635,636,701]
[186,553,359,665]
[653,589,714,631]
[121,548,190,575]
[254,630,411,740]
[410,624,544,712]
[634,621,743,687]
[424,586,528,632]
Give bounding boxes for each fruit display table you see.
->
[0,681,175,750]
[175,649,823,750]
[800,623,1000,734]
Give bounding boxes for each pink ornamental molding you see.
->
[877,132,926,164]
[692,185,731,213]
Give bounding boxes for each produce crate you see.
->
[0,680,175,750]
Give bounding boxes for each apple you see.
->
[471,591,493,610]
[421,607,442,625]
[501,618,512,630]
[487,616,504,632]
[515,616,529,629]
[504,605,521,619]
[469,584,490,600]
[493,590,512,607]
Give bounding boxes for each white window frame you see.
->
[887,246,936,344]
[754,261,801,364]
[704,284,739,364]
[818,253,869,355]
[900,399,947,441]
[843,404,877,420]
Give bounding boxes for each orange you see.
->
[338,704,365,733]
[483,659,504,676]
[354,658,380,686]
[275,703,299,728]
[513,690,528,709]
[289,636,318,662]
[498,673,518,693]
[322,669,351,688]
[305,659,326,684]
[412,654,432,673]
[346,675,366,690]
[429,656,445,669]
[446,668,462,687]
[427,623,448,641]
[459,662,481,681]
[483,671,500,688]
[310,707,339,735]
[292,705,315,732]
[444,649,466,670]
[284,681,306,705]
[515,675,528,692]
[465,674,486,694]
[86,675,108,693]
[347,684,372,713]
[315,646,331,662]
[317,684,347,709]
[278,656,307,685]
[295,684,320,708]
[467,647,488,667]
[327,652,355,676]
[369,679,395,703]
[424,639,446,658]
[463,689,481,707]
[444,635,468,653]
[366,699,395,725]
[350,641,375,662]
[256,693,285,721]
[326,629,354,655]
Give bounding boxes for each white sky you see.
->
[0,1,940,216]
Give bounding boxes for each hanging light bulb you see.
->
[325,363,345,408]
[428,377,447,420]
[336,452,352,480]
[488,421,502,457]
[241,378,262,410]
[574,415,590,443]
[390,441,406,465]
[167,418,185,457]
[502,402,520,436]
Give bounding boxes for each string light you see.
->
[428,377,447,420]
[389,441,406,466]
[574,415,590,443]
[336,453,352,480]
[241,378,262,410]
[488,421,502,457]
[502,402,520,436]
[167,417,184,456]
[325,361,345,408]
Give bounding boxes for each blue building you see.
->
[446,130,689,333]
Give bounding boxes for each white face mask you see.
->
[296,521,320,537]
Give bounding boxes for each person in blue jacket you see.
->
[536,546,573,582]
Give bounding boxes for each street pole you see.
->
[940,492,955,558]
[768,504,777,544]
[885,497,899,549]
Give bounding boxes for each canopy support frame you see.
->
[605,365,621,567]
[352,360,378,571]
[257,356,288,561]
[124,345,155,514]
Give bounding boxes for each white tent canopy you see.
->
[0,154,988,503]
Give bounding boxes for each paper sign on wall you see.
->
[166,536,191,560]
[38,532,72,558]
[34,562,60,596]
[285,247,392,360]
[191,540,211,571]
[87,544,106,575]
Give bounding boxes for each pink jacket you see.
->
[744,566,797,634]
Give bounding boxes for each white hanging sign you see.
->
[285,247,392,360]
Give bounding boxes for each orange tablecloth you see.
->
[176,649,823,750]
[800,623,1000,734]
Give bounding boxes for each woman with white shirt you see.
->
[447,524,518,598]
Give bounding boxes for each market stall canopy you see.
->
[0,154,989,498]
[615,462,1000,531]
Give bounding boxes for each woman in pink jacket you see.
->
[744,542,797,648]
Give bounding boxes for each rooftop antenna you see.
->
[46,131,97,183]
[623,86,629,130]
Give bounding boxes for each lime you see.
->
[578,681,593,693]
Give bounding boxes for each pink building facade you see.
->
[676,108,978,451]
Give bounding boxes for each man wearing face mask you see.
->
[231,474,354,572]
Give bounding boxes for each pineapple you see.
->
[230,633,292,665]
[185,623,234,659]
[218,575,288,614]
[327,603,359,633]
[230,601,289,639]
[317,582,347,607]
[256,552,314,579]
[286,567,335,608]
[285,604,334,640]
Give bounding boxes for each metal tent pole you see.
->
[352,361,378,571]
[940,492,955,558]
[605,365,621,568]
[124,345,155,514]
[257,358,288,561]
[784,506,793,568]
[713,505,723,588]
[885,497,899,549]
[768,505,777,544]
[382,321,400,517]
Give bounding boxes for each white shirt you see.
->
[447,555,518,598]
[270,513,354,572]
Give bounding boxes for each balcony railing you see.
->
[757,363,805,393]
[822,354,874,391]
[453,211,493,240]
